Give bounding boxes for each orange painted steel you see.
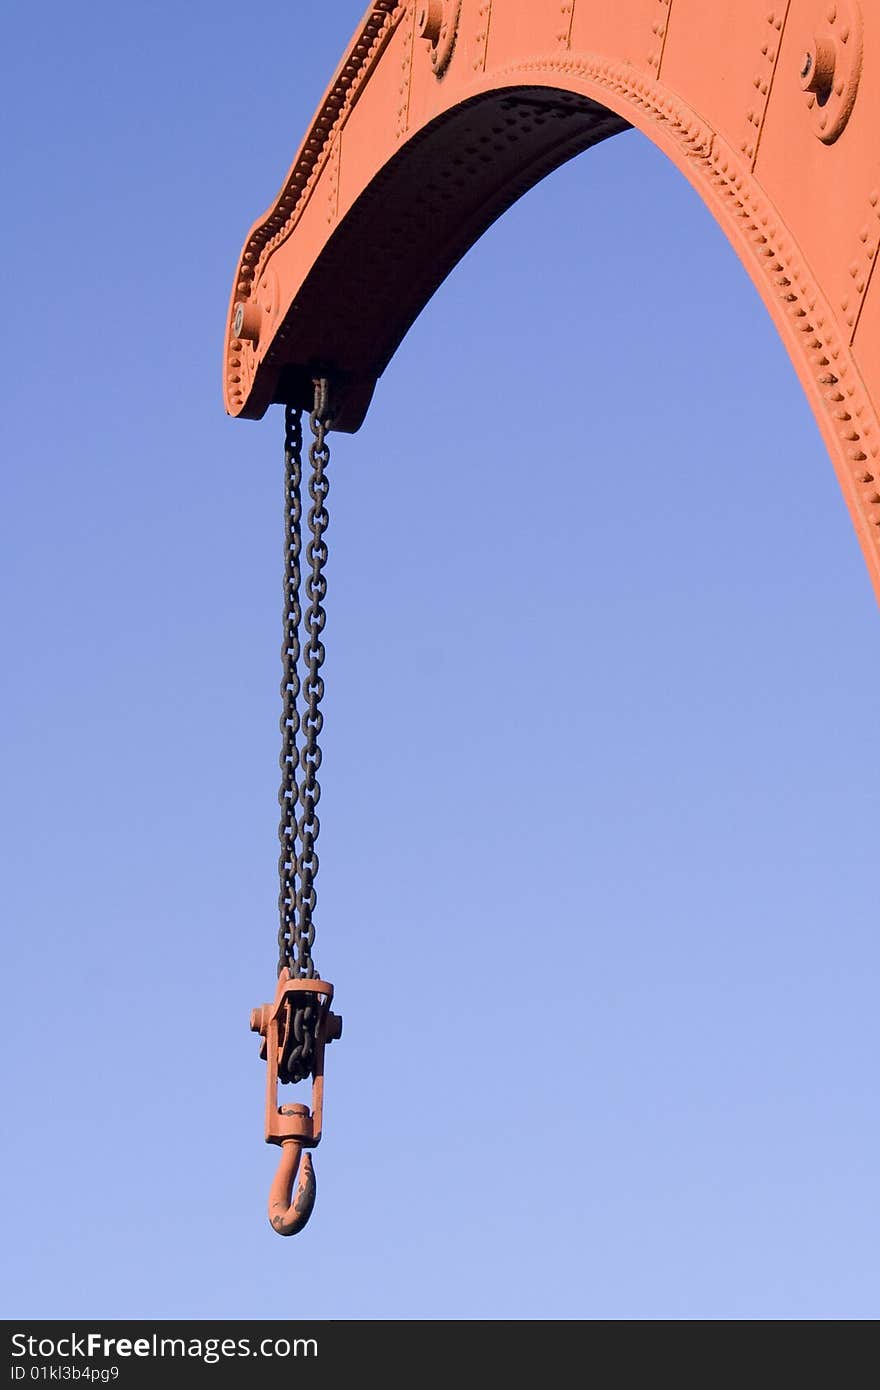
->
[250,974,343,1235]
[224,0,880,605]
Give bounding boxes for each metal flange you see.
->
[417,0,462,77]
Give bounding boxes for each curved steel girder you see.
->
[224,0,880,604]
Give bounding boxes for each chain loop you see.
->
[275,383,333,1084]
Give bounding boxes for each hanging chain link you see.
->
[276,381,333,1084]
[277,404,304,982]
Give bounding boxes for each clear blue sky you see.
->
[3,1,878,1320]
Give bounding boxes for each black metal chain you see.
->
[297,380,332,973]
[276,382,332,1084]
[277,402,304,978]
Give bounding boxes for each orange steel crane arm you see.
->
[224,0,880,605]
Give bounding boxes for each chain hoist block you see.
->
[250,973,342,1236]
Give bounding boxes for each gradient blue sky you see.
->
[3,1,878,1320]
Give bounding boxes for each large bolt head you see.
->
[418,0,444,44]
[233,299,261,345]
[250,1004,270,1034]
[800,36,837,98]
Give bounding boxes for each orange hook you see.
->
[268,1113,317,1236]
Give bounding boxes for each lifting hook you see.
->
[269,1111,317,1236]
